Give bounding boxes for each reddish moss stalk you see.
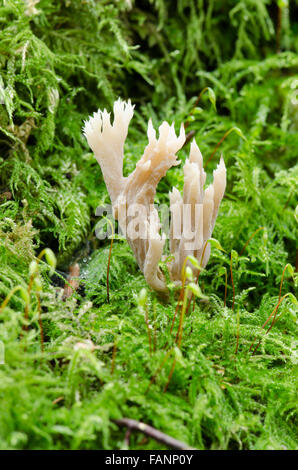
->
[240,227,265,256]
[250,293,290,355]
[184,87,210,130]
[230,253,235,311]
[170,292,183,334]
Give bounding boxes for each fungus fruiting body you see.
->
[83,99,226,292]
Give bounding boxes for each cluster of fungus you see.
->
[83,99,226,292]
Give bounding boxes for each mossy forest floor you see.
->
[0,0,297,450]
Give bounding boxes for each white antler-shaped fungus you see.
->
[83,99,226,292]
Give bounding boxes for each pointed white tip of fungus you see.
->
[147,118,157,144]
[170,186,183,205]
[83,98,135,155]
[189,139,203,168]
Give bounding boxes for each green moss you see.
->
[0,0,297,450]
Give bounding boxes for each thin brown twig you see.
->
[113,418,196,450]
